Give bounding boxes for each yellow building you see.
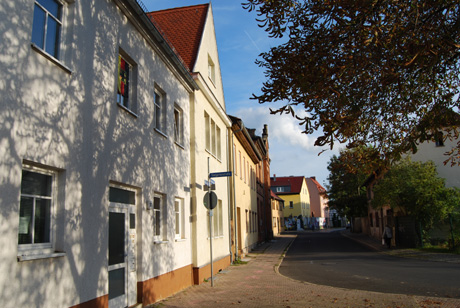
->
[229,116,263,257]
[270,176,310,228]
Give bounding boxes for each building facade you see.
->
[270,176,311,228]
[1,0,198,307]
[148,3,233,286]
[229,116,263,257]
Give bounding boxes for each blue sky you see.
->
[143,0,340,187]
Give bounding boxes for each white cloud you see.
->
[232,106,317,152]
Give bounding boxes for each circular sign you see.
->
[203,191,218,210]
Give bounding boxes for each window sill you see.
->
[31,44,72,74]
[117,103,138,118]
[154,240,168,244]
[154,128,168,139]
[175,238,186,242]
[17,251,66,262]
[175,141,185,150]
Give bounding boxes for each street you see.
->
[279,230,460,299]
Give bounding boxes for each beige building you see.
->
[229,116,263,257]
[148,3,233,286]
[270,191,285,235]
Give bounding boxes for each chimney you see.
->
[273,174,276,181]
[262,124,268,140]
[311,176,316,180]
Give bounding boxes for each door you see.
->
[108,207,128,308]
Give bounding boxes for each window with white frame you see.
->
[154,87,166,133]
[174,105,184,145]
[174,197,184,239]
[211,119,216,155]
[153,193,166,242]
[18,165,57,254]
[117,53,137,113]
[233,144,237,176]
[216,126,221,160]
[31,0,62,59]
[205,112,210,151]
[204,112,221,159]
[209,199,223,238]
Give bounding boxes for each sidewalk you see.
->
[342,229,460,264]
[148,233,460,308]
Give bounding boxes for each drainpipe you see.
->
[226,128,233,263]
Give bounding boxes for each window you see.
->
[208,55,215,84]
[153,194,166,242]
[154,87,166,133]
[435,131,444,147]
[18,166,56,254]
[239,152,242,179]
[211,119,216,155]
[208,199,223,238]
[32,0,62,59]
[205,112,210,151]
[174,198,184,239]
[243,157,246,183]
[289,201,294,209]
[174,105,183,145]
[233,144,237,176]
[246,210,249,233]
[216,126,221,160]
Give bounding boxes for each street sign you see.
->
[209,171,232,178]
[203,191,218,210]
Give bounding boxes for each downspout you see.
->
[226,128,233,263]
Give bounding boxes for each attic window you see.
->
[435,131,444,147]
[208,55,215,84]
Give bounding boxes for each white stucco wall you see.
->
[409,137,460,188]
[0,0,193,307]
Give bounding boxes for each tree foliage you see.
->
[372,157,460,230]
[243,0,460,166]
[326,147,378,218]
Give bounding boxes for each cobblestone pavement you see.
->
[148,232,460,308]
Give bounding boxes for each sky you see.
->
[143,0,341,187]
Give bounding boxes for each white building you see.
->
[0,0,198,307]
[147,3,233,285]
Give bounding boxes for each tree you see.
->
[243,0,460,167]
[326,147,379,219]
[372,157,460,231]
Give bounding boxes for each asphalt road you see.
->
[279,230,460,299]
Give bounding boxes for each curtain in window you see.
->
[118,56,129,97]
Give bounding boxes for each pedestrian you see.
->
[383,224,392,249]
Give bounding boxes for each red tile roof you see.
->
[270,176,305,194]
[308,177,326,194]
[270,190,283,201]
[147,4,209,72]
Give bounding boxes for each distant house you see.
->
[364,116,460,246]
[306,177,328,218]
[270,191,285,235]
[270,176,311,227]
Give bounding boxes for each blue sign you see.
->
[209,171,232,178]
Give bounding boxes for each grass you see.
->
[232,259,248,265]
[417,244,460,254]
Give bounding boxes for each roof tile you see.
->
[147,4,209,72]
